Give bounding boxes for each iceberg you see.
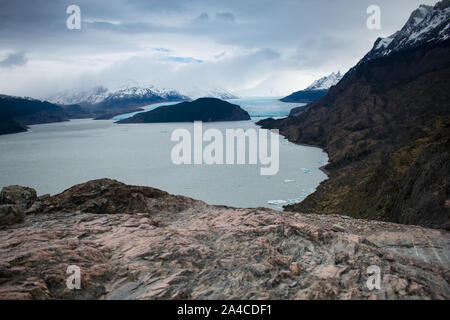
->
[301,168,310,173]
[284,179,296,183]
[267,200,287,205]
[287,197,304,204]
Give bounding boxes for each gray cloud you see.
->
[196,12,209,21]
[0,0,441,97]
[0,52,27,68]
[216,12,235,22]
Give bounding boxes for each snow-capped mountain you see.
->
[280,71,343,103]
[100,86,190,105]
[49,85,189,106]
[181,86,239,100]
[360,1,450,64]
[305,72,343,91]
[47,85,191,119]
[49,86,109,105]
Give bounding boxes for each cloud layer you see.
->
[0,52,27,68]
[0,0,439,98]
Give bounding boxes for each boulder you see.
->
[0,204,24,226]
[35,178,203,214]
[0,185,37,211]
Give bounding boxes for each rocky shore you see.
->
[0,179,448,300]
[258,39,450,230]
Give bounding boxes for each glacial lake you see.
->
[0,98,328,209]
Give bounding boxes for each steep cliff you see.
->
[258,39,450,230]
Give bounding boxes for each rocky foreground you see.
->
[0,179,449,300]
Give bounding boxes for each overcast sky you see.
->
[0,0,439,98]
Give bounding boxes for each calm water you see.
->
[112,97,302,120]
[0,98,327,209]
[227,97,302,118]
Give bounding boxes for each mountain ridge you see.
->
[280,72,343,105]
[258,1,450,230]
[354,0,450,70]
[305,72,343,91]
[0,95,70,135]
[48,85,191,120]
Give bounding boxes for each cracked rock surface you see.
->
[0,179,448,299]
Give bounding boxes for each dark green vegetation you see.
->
[0,95,69,135]
[117,97,250,123]
[259,40,450,230]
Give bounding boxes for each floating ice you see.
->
[267,200,287,205]
[284,179,296,183]
[287,197,304,204]
[301,168,310,173]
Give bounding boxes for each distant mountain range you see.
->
[280,72,343,105]
[47,85,239,120]
[48,85,191,120]
[258,0,450,229]
[49,85,238,106]
[180,87,239,100]
[0,85,241,135]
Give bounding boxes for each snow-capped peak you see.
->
[180,86,239,100]
[106,85,186,100]
[48,85,189,105]
[48,86,109,105]
[305,72,343,91]
[362,0,450,63]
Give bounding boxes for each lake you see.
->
[0,98,327,209]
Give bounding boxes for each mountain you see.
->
[0,95,69,135]
[280,89,328,104]
[59,104,91,119]
[305,72,343,90]
[258,1,450,230]
[181,87,239,100]
[117,97,250,123]
[48,85,190,120]
[48,86,110,106]
[280,72,343,105]
[358,1,450,66]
